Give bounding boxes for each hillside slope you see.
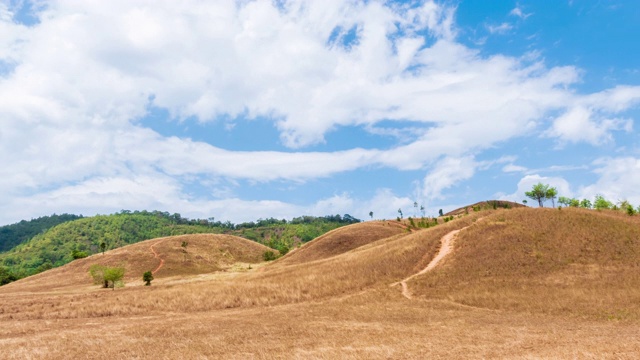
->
[1,207,640,358]
[1,233,273,293]
[0,213,216,278]
[410,207,640,319]
[278,220,407,265]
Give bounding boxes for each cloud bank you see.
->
[1,0,639,224]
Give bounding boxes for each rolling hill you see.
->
[0,212,360,282]
[1,205,639,358]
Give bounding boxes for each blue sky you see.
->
[1,0,639,225]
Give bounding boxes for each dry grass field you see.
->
[1,208,639,359]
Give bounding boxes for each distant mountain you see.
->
[0,214,83,252]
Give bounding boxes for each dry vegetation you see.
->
[1,208,639,359]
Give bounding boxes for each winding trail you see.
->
[150,240,166,275]
[392,220,481,299]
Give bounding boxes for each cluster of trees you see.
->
[525,182,638,215]
[0,214,82,252]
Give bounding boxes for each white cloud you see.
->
[422,156,476,201]
[486,22,513,34]
[578,157,640,205]
[503,164,528,173]
[0,0,639,225]
[509,6,533,19]
[545,106,633,145]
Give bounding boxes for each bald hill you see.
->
[0,211,360,282]
[1,206,639,358]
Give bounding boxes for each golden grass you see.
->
[1,208,640,358]
[410,207,640,320]
[279,220,406,265]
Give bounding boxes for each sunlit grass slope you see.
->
[1,208,640,358]
[278,220,407,265]
[411,207,640,319]
[0,233,272,294]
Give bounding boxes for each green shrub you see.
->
[263,251,277,261]
[143,271,154,286]
[71,249,88,259]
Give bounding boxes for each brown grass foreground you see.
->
[1,208,639,359]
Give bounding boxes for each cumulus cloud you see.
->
[545,106,633,145]
[578,157,640,205]
[1,0,639,224]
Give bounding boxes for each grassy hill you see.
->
[1,205,639,358]
[410,207,640,319]
[2,233,273,294]
[0,212,216,278]
[0,211,360,283]
[443,200,525,216]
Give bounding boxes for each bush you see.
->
[143,271,154,286]
[263,251,277,261]
[71,249,88,259]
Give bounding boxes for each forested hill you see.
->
[0,214,83,252]
[0,211,361,284]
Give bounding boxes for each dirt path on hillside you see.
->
[392,220,481,299]
[150,240,166,275]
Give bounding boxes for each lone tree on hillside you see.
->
[100,242,106,255]
[525,183,557,207]
[89,264,125,290]
[143,271,154,286]
[369,211,373,219]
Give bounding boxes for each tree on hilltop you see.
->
[525,183,556,208]
[546,187,558,207]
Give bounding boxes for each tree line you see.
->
[525,182,638,214]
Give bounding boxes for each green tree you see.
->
[143,271,154,286]
[397,208,403,219]
[0,266,17,285]
[558,196,571,207]
[626,205,636,216]
[369,211,373,220]
[546,187,558,207]
[100,242,106,255]
[569,198,580,207]
[580,199,592,209]
[525,183,550,207]
[594,195,613,210]
[438,209,443,217]
[89,264,125,290]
